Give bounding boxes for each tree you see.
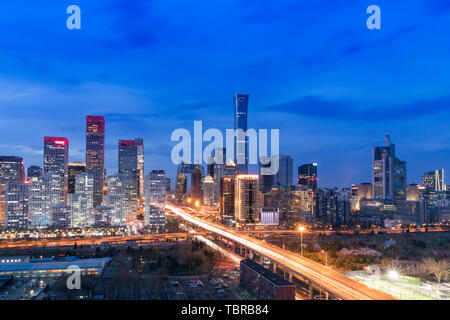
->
[423,258,449,284]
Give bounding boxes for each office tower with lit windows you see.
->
[203,176,215,206]
[51,204,71,228]
[259,156,275,192]
[43,137,69,204]
[68,162,86,194]
[234,93,249,174]
[276,155,293,187]
[86,116,105,207]
[220,177,235,224]
[235,175,260,226]
[0,156,25,225]
[105,174,125,226]
[68,173,94,227]
[372,134,407,201]
[29,173,62,228]
[165,178,171,193]
[175,173,187,204]
[145,170,166,232]
[298,163,318,191]
[212,148,226,204]
[422,169,445,191]
[93,206,113,227]
[27,166,42,181]
[118,139,141,222]
[5,183,29,229]
[191,165,204,205]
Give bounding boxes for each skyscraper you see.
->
[276,155,293,187]
[259,156,275,192]
[105,174,125,226]
[422,169,445,191]
[43,137,69,203]
[86,116,105,207]
[298,163,318,191]
[68,162,86,194]
[191,165,204,204]
[0,156,25,225]
[27,166,42,181]
[372,134,407,201]
[29,173,61,228]
[118,139,142,222]
[5,183,29,229]
[145,170,166,232]
[220,177,235,224]
[234,93,249,174]
[203,176,215,206]
[235,175,260,226]
[68,172,94,227]
[175,173,187,204]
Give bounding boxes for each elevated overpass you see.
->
[167,204,395,300]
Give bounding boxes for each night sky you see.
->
[0,0,449,188]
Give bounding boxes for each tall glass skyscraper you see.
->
[145,170,166,233]
[372,134,407,201]
[234,93,249,174]
[0,156,25,225]
[86,116,105,207]
[118,139,141,222]
[43,137,69,204]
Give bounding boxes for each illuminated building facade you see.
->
[51,204,71,228]
[29,173,61,228]
[372,134,407,201]
[105,174,125,226]
[5,183,29,229]
[0,156,25,225]
[220,177,235,224]
[422,169,445,191]
[27,166,42,181]
[202,176,215,206]
[298,163,318,191]
[43,137,69,204]
[118,139,141,222]
[68,173,94,227]
[175,173,187,204]
[234,93,249,174]
[145,170,166,232]
[235,175,260,226]
[86,116,105,207]
[68,162,86,194]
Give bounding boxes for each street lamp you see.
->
[321,250,328,266]
[298,226,305,256]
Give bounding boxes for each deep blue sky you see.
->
[0,0,449,188]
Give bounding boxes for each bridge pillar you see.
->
[308,281,313,300]
[273,262,277,273]
[325,291,329,300]
[259,255,263,264]
[240,245,243,256]
[248,249,253,260]
[288,270,293,283]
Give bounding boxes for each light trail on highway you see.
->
[167,204,396,300]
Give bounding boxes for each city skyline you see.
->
[0,1,449,188]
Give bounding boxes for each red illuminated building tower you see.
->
[43,137,69,204]
[86,116,105,207]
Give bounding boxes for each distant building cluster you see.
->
[0,94,448,233]
[171,94,449,231]
[0,116,166,233]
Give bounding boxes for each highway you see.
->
[0,232,204,249]
[167,204,396,300]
